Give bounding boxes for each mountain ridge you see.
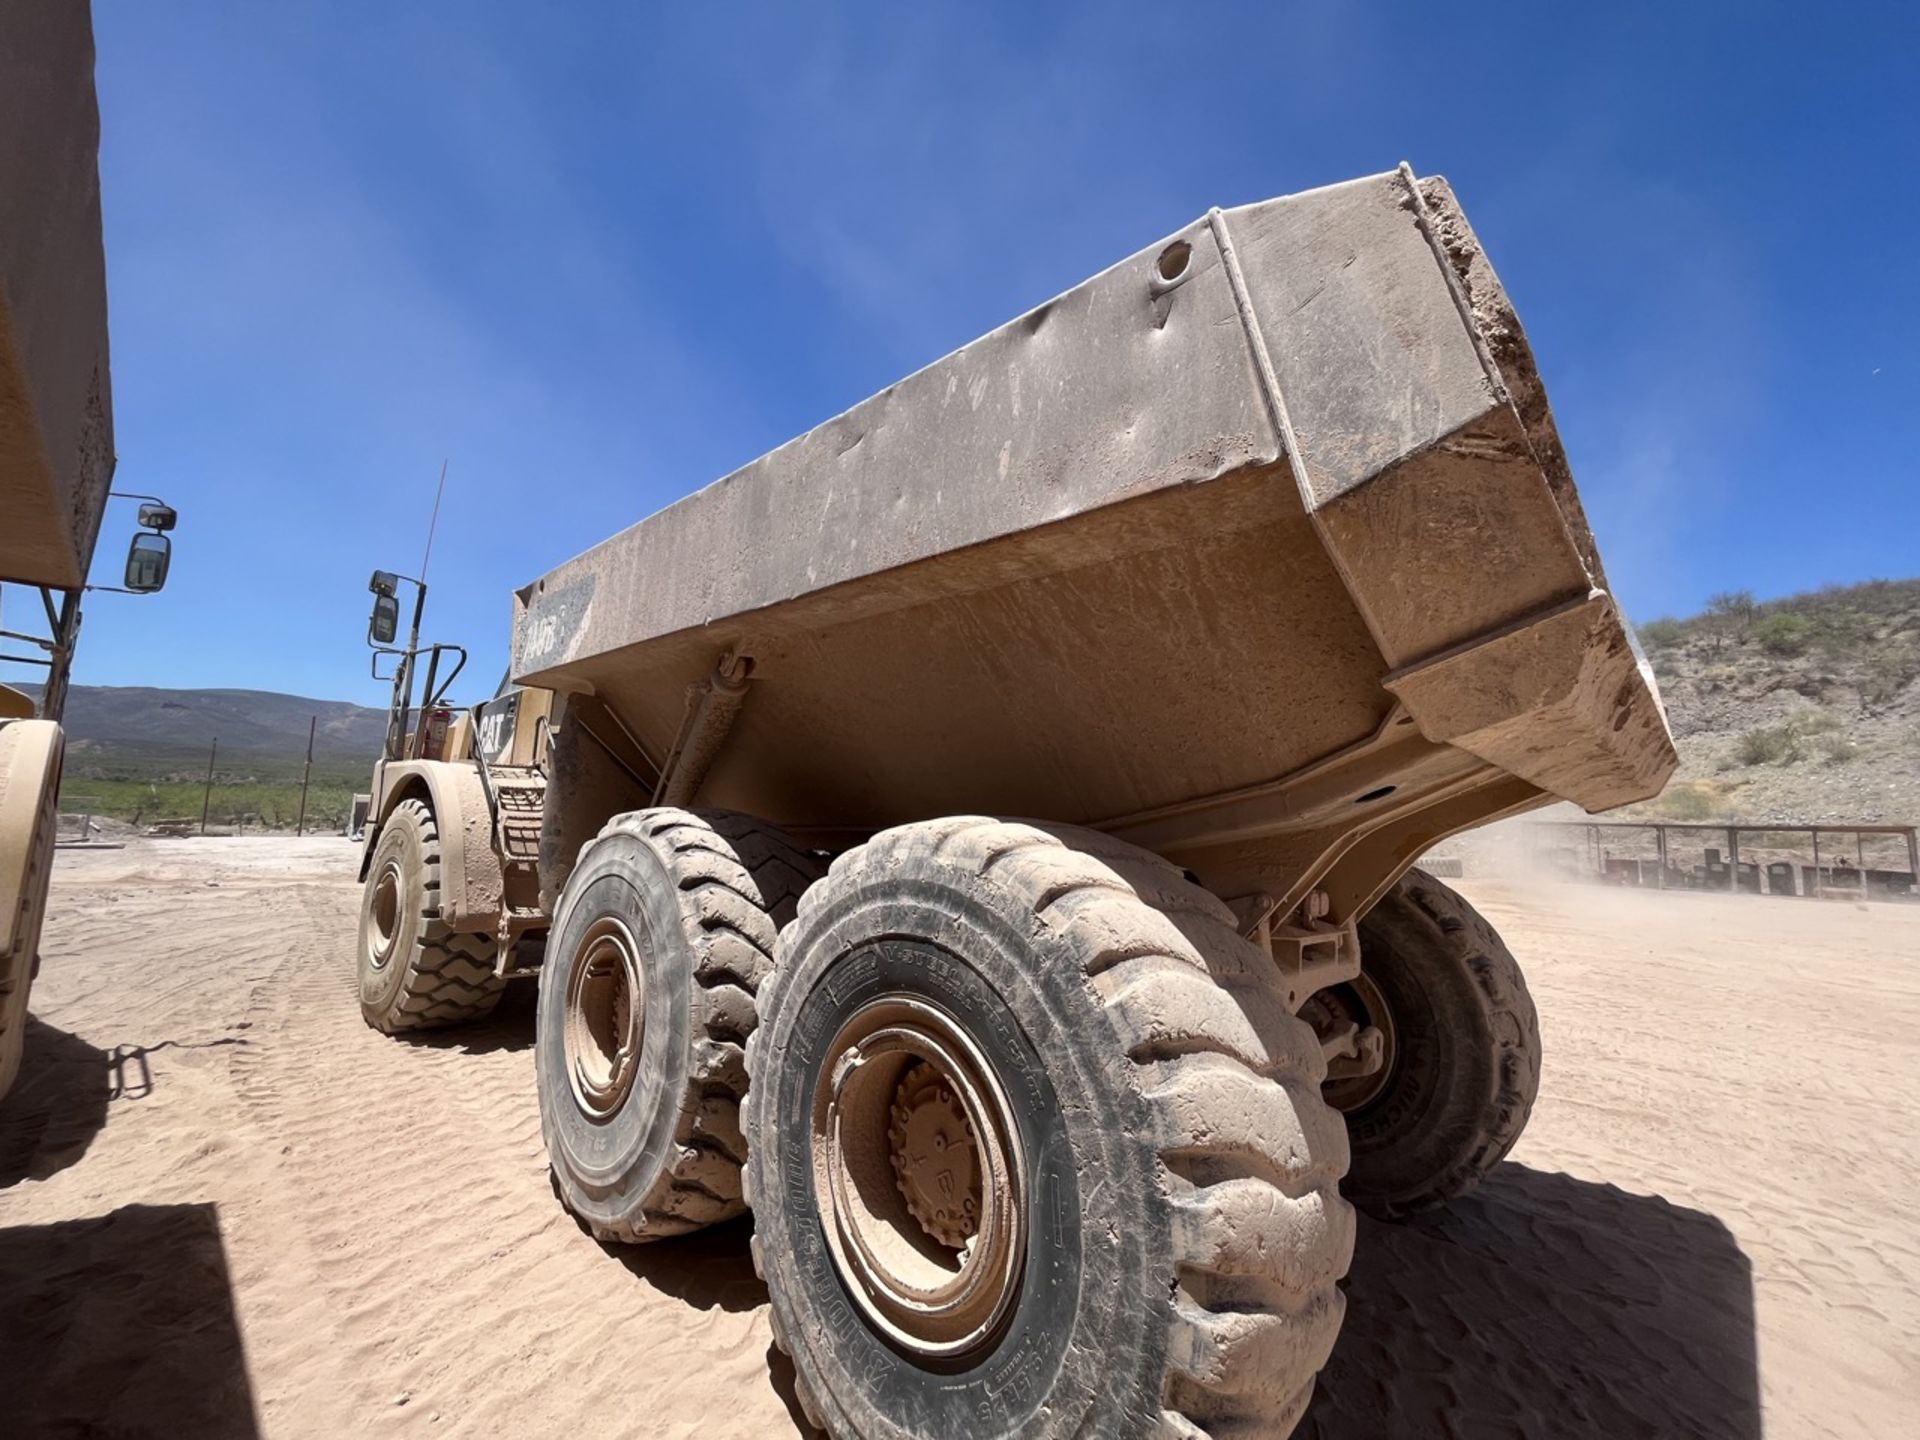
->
[16,682,389,764]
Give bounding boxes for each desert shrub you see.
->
[1703,591,1756,652]
[1788,707,1842,736]
[1700,664,1740,693]
[1706,590,1756,627]
[1734,726,1800,766]
[1861,643,1920,707]
[1636,618,1685,650]
[1754,613,1812,656]
[1814,733,1859,765]
[1655,783,1721,820]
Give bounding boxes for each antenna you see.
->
[419,457,449,583]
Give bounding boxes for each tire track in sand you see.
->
[226,880,795,1439]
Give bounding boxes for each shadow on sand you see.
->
[1299,1162,1760,1440]
[562,1155,1755,1439]
[0,1203,260,1438]
[593,1211,821,1435]
[0,1016,110,1188]
[604,1212,768,1314]
[400,981,537,1055]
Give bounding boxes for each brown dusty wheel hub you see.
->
[1302,968,1397,1112]
[366,860,402,971]
[812,993,1024,1360]
[564,916,646,1120]
[889,1063,981,1250]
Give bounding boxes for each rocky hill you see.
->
[1621,578,1920,825]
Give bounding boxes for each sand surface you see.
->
[2,837,1917,1438]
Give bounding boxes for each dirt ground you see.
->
[2,838,1916,1439]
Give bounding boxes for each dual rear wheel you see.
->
[541,812,1353,1437]
[1314,868,1542,1219]
[361,796,1537,1438]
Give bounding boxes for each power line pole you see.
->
[199,737,217,836]
[295,715,316,837]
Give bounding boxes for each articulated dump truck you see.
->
[2,2,177,1100]
[357,166,1675,1437]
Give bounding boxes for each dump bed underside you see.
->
[514,168,1674,914]
[0,2,114,591]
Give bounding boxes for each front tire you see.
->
[357,798,505,1033]
[1320,868,1541,1219]
[536,808,821,1243]
[745,818,1353,1439]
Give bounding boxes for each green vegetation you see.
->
[1814,734,1860,766]
[1634,578,1920,662]
[1734,726,1800,766]
[59,760,367,832]
[1753,613,1812,656]
[1863,642,1920,707]
[1702,590,1757,651]
[1651,781,1726,820]
[1789,707,1842,736]
[1636,617,1685,650]
[1723,707,1856,770]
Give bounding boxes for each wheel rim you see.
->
[811,993,1025,1360]
[366,861,403,971]
[1304,968,1398,1113]
[564,917,646,1120]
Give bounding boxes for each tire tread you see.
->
[364,799,505,1034]
[568,807,821,1243]
[751,815,1352,1438]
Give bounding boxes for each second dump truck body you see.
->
[0,1,115,594]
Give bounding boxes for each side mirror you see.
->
[124,532,172,593]
[369,593,400,646]
[137,502,179,533]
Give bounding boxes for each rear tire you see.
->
[745,817,1353,1439]
[0,720,63,1100]
[537,807,821,1243]
[357,798,505,1033]
[1328,868,1541,1219]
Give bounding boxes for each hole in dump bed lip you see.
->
[1155,240,1192,285]
[1355,785,1397,804]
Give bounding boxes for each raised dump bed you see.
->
[512,165,1674,916]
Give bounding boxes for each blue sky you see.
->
[53,0,1919,702]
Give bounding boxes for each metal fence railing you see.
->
[1523,821,1919,901]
